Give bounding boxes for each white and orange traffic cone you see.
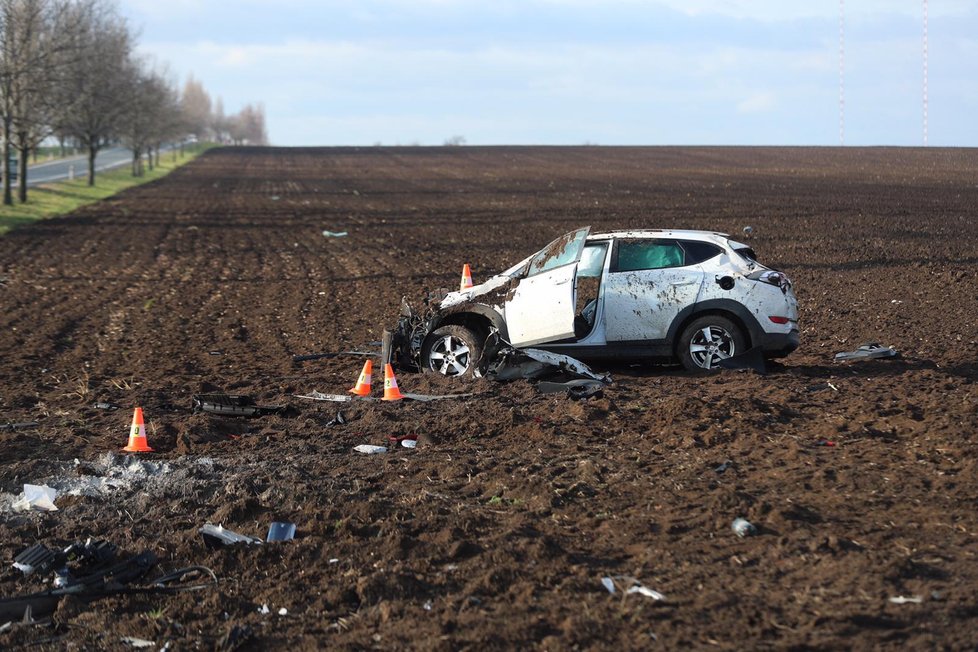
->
[123,407,153,452]
[460,264,473,291]
[349,359,373,396]
[382,363,405,401]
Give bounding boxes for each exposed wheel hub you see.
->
[689,325,736,369]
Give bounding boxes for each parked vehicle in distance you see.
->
[391,227,799,376]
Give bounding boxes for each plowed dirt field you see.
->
[1,146,977,650]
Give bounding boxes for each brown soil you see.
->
[1,146,977,650]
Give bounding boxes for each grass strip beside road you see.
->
[0,145,214,236]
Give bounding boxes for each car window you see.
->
[526,227,590,277]
[680,240,722,265]
[615,239,684,271]
[577,243,608,278]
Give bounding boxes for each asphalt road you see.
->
[25,147,135,186]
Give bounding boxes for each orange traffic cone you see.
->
[382,363,405,401]
[349,359,373,396]
[460,263,473,291]
[123,407,153,452]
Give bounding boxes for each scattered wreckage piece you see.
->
[716,345,767,374]
[267,522,297,542]
[191,394,284,417]
[13,539,117,577]
[535,379,606,399]
[0,555,217,624]
[0,421,39,431]
[199,524,263,548]
[487,347,611,384]
[293,391,353,403]
[834,342,899,362]
[292,390,471,403]
[11,484,58,513]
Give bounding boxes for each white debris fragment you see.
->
[627,585,666,601]
[601,576,666,601]
[11,484,58,512]
[401,439,417,449]
[354,445,387,455]
[278,607,288,616]
[120,637,155,648]
[889,595,923,604]
[258,604,270,614]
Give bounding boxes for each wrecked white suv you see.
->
[390,227,799,375]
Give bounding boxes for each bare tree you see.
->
[0,0,76,204]
[226,102,268,146]
[119,60,180,176]
[180,74,210,141]
[54,0,133,186]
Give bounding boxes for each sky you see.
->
[121,0,978,147]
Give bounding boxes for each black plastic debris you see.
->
[0,422,39,431]
[834,342,899,362]
[12,544,59,576]
[199,523,263,549]
[93,402,121,411]
[1,541,216,623]
[716,346,767,374]
[325,411,346,428]
[191,394,284,417]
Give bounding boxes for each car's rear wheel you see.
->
[678,316,746,371]
[420,325,483,377]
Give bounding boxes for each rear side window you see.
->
[679,240,722,264]
[615,240,684,271]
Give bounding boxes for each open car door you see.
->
[503,227,590,347]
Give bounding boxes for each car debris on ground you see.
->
[10,485,58,513]
[266,522,296,542]
[353,444,387,455]
[1,539,217,624]
[732,518,757,537]
[292,389,472,403]
[200,523,263,548]
[834,342,899,362]
[0,421,39,431]
[601,576,666,601]
[191,394,285,417]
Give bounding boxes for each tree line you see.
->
[0,0,268,206]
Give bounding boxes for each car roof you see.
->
[587,229,731,243]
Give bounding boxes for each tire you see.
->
[678,315,746,371]
[420,325,483,377]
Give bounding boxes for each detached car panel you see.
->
[392,227,800,376]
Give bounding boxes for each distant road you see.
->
[26,147,143,186]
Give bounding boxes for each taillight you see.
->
[768,316,790,324]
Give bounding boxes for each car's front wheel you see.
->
[420,325,483,377]
[678,316,746,371]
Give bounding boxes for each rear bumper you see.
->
[757,328,800,358]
